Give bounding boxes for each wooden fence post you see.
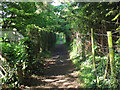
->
[107,31,115,76]
[91,28,95,70]
[107,31,117,87]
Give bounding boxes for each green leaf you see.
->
[112,13,120,21]
[106,10,113,17]
[116,38,120,44]
[0,38,3,41]
[94,45,97,49]
[116,26,120,30]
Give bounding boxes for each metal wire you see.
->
[112,30,120,34]
[73,30,119,37]
[94,33,107,36]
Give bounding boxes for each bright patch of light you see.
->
[0,11,2,14]
[74,6,79,9]
[51,0,61,6]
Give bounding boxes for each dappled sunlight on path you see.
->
[24,44,81,89]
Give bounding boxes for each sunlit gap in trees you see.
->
[51,0,75,6]
[51,0,62,6]
[56,32,66,45]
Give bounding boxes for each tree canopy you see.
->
[0,1,120,88]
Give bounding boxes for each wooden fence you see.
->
[91,28,120,86]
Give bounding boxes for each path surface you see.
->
[24,44,81,88]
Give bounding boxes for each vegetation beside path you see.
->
[1,1,120,89]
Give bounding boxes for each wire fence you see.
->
[74,29,120,37]
[75,29,120,55]
[93,30,120,58]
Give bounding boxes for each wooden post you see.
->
[107,31,117,87]
[91,28,95,70]
[107,31,115,77]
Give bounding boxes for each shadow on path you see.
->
[23,44,81,88]
[45,44,74,76]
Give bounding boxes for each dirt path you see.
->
[24,44,81,89]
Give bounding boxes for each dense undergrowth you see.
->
[0,25,56,88]
[69,38,120,88]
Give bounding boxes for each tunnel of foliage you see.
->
[0,1,120,88]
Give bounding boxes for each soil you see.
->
[22,44,81,89]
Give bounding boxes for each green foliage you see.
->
[70,47,120,88]
[1,1,60,88]
[69,34,120,88]
[116,38,120,46]
[1,1,120,88]
[1,35,28,87]
[56,32,66,45]
[0,24,57,88]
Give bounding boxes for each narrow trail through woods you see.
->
[25,44,81,88]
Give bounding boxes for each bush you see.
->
[0,27,57,87]
[1,36,28,87]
